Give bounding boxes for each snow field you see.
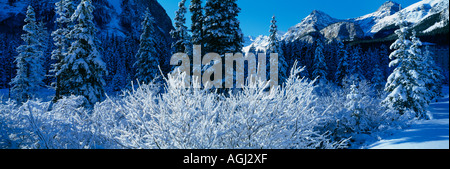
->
[369,86,449,149]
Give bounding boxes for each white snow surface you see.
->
[369,86,449,149]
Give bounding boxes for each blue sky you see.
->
[159,0,421,37]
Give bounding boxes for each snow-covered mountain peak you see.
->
[370,0,449,34]
[245,0,448,49]
[351,1,401,35]
[242,35,270,54]
[283,9,340,42]
[377,1,401,14]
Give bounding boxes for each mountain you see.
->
[0,0,174,41]
[242,31,284,54]
[320,21,365,42]
[242,35,269,54]
[245,0,449,50]
[243,35,256,47]
[350,1,401,36]
[282,10,341,43]
[369,0,449,39]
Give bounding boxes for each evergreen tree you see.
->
[190,0,203,47]
[267,16,288,83]
[335,41,349,86]
[312,39,327,83]
[203,0,243,54]
[371,64,385,92]
[10,6,44,103]
[346,83,363,118]
[422,45,444,101]
[170,0,192,54]
[113,56,127,92]
[378,44,390,78]
[224,0,244,53]
[349,46,365,82]
[134,9,160,84]
[383,13,429,119]
[63,0,107,105]
[203,0,225,54]
[51,0,73,101]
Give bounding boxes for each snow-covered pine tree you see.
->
[35,21,47,86]
[349,45,365,82]
[335,41,349,86]
[10,6,44,103]
[422,45,444,101]
[405,30,430,118]
[190,0,203,47]
[171,0,192,55]
[63,0,107,105]
[112,56,127,92]
[51,0,72,101]
[203,0,226,55]
[383,13,429,119]
[203,0,243,55]
[224,0,244,54]
[312,39,327,84]
[134,8,160,84]
[371,64,385,92]
[363,47,376,80]
[346,83,363,119]
[267,16,288,84]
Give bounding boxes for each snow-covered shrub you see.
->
[316,80,409,147]
[93,62,345,149]
[0,96,106,149]
[218,63,337,149]
[0,63,416,149]
[0,99,20,148]
[94,72,222,149]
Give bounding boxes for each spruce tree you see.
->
[422,45,444,101]
[35,21,47,88]
[349,46,365,82]
[10,6,44,103]
[346,83,363,118]
[312,39,327,84]
[267,15,288,83]
[190,0,203,47]
[171,0,192,54]
[410,31,443,101]
[203,0,243,55]
[203,0,224,54]
[335,41,349,86]
[134,9,160,84]
[371,64,385,92]
[224,0,244,53]
[383,13,429,119]
[63,0,107,105]
[51,0,73,101]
